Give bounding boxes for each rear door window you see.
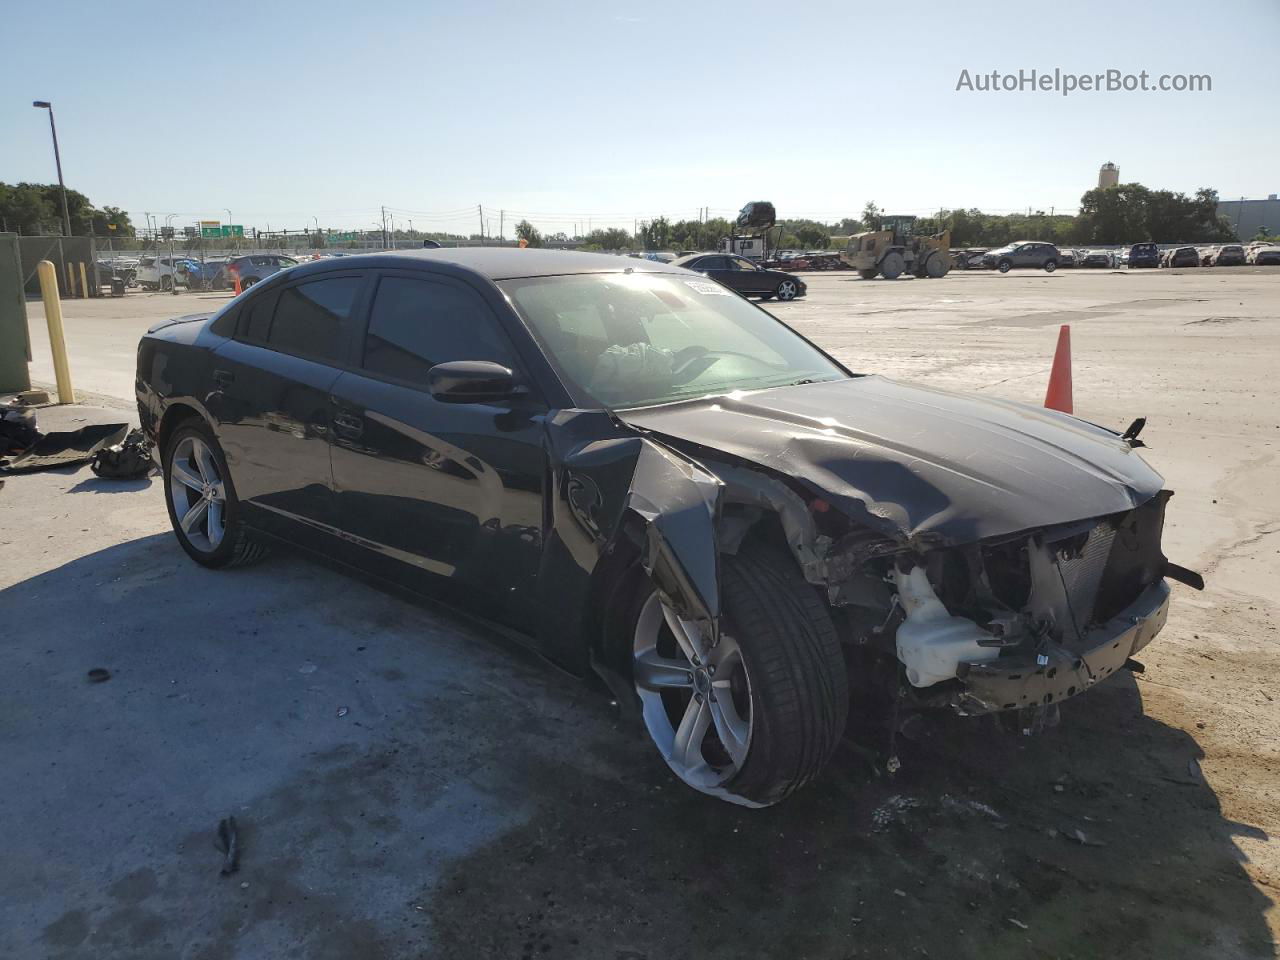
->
[264,276,363,363]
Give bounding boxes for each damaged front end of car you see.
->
[879,491,1199,716]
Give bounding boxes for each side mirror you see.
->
[427,360,519,403]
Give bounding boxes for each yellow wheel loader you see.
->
[839,215,951,280]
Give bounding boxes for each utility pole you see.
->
[31,102,72,237]
[381,205,388,249]
[499,210,504,240]
[478,204,485,241]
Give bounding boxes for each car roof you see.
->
[382,247,682,280]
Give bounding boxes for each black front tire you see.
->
[613,545,849,806]
[1044,259,1057,272]
[997,259,1012,273]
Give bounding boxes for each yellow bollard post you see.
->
[36,260,75,404]
[63,261,73,296]
[79,261,90,299]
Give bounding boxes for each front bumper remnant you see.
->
[953,579,1171,715]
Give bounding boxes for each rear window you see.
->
[264,276,363,363]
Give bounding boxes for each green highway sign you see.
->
[326,232,356,244]
[221,225,245,238]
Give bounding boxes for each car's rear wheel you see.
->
[1044,259,1057,272]
[164,421,267,569]
[622,546,848,806]
[775,279,799,301]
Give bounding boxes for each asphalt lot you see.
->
[4,266,1279,959]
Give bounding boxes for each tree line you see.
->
[0,182,133,237]
[3,180,1252,249]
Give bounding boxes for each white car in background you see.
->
[135,255,195,291]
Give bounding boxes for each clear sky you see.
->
[3,0,1277,236]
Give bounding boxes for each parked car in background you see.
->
[136,248,1195,807]
[1081,250,1113,269]
[1057,249,1078,269]
[1161,246,1200,268]
[673,253,807,300]
[1246,243,1280,265]
[183,258,234,291]
[136,255,198,291]
[226,254,302,289]
[951,248,988,270]
[982,241,1061,272]
[95,258,139,287]
[1127,243,1160,268]
[1207,244,1246,266]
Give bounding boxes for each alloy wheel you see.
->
[632,591,753,793]
[167,435,226,553]
[776,280,798,301]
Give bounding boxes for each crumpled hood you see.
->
[620,376,1164,547]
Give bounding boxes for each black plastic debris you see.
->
[0,423,128,474]
[87,668,111,683]
[91,429,154,480]
[0,407,39,456]
[215,817,240,875]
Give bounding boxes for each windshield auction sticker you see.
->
[683,280,731,295]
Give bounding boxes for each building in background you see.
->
[1098,162,1120,189]
[1217,195,1280,240]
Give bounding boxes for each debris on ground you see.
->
[336,706,349,718]
[1064,827,1105,847]
[0,423,128,474]
[86,668,111,683]
[0,406,39,456]
[215,816,240,875]
[90,429,154,479]
[1008,918,1029,930]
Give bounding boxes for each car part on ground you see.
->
[90,428,155,479]
[136,248,1199,806]
[0,422,128,473]
[839,216,950,280]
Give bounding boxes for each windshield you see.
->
[500,272,848,408]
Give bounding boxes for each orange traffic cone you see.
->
[232,272,242,296]
[1044,324,1073,413]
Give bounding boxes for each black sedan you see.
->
[136,249,1195,807]
[670,253,806,301]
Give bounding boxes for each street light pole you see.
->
[32,101,72,236]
